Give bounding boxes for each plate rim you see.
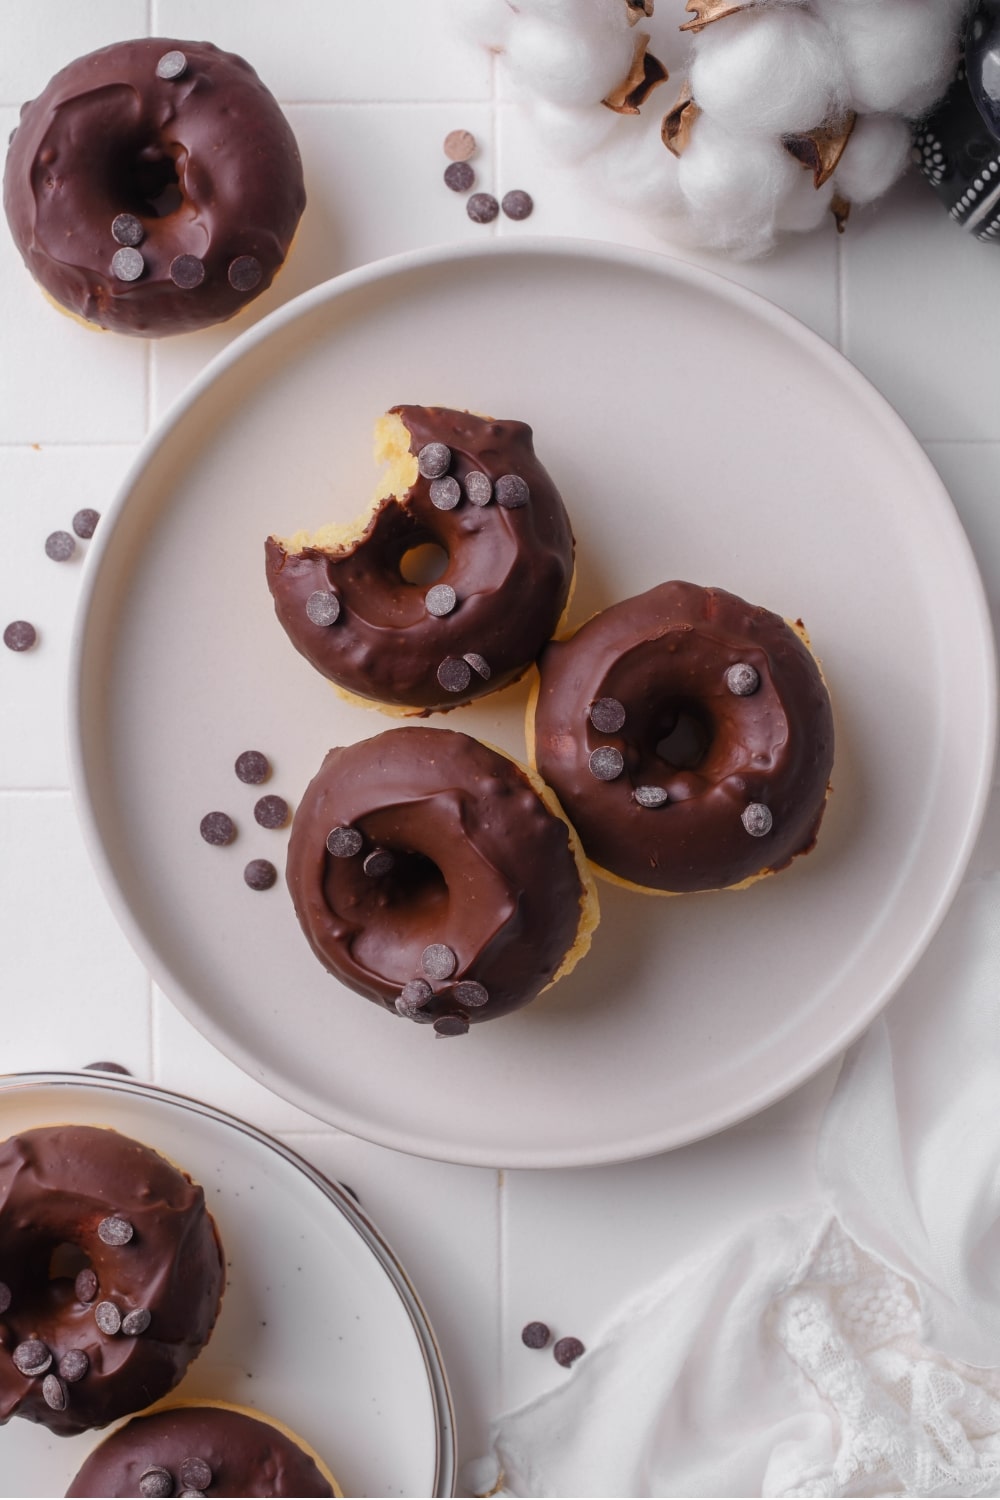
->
[67,235,999,1168]
[0,1068,457,1498]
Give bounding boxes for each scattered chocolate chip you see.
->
[363,847,395,877]
[444,128,477,161]
[111,246,144,282]
[254,794,289,829]
[589,697,626,734]
[634,786,669,808]
[467,191,499,223]
[429,475,461,510]
[58,1349,89,1383]
[742,802,773,837]
[170,254,206,290]
[444,161,475,193]
[111,213,144,247]
[327,825,363,858]
[180,1458,213,1491]
[235,750,270,785]
[139,1467,174,1498]
[437,656,472,694]
[306,589,341,627]
[228,254,263,292]
[426,583,457,617]
[200,811,236,847]
[417,442,451,479]
[45,529,76,562]
[156,50,187,80]
[13,1339,52,1376]
[84,1061,130,1075]
[502,189,534,221]
[98,1215,133,1247]
[554,1336,585,1367]
[398,978,433,1011]
[422,943,457,981]
[72,508,101,539]
[465,471,492,506]
[521,1321,550,1349]
[495,474,530,509]
[42,1374,67,1410]
[75,1268,98,1303]
[121,1307,151,1336]
[463,652,491,680]
[3,620,36,652]
[589,746,624,781]
[434,1015,470,1037]
[244,858,277,891]
[94,1301,121,1336]
[726,663,760,697]
[0,1282,10,1314]
[453,980,488,1008]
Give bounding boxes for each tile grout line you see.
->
[835,223,845,354]
[497,1166,506,1415]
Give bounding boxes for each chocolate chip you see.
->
[139,1468,174,1498]
[170,254,206,290]
[306,590,341,627]
[589,697,626,734]
[437,657,472,694]
[156,50,188,80]
[75,1268,98,1303]
[3,620,36,652]
[180,1458,213,1491]
[42,1374,67,1410]
[254,794,289,829]
[111,213,144,247]
[634,786,669,808]
[45,529,75,561]
[72,508,101,539]
[742,802,773,837]
[502,189,534,221]
[444,128,477,161]
[95,1301,121,1335]
[495,474,530,509]
[395,978,433,1017]
[426,583,457,617]
[200,811,236,847]
[429,475,461,510]
[554,1336,585,1367]
[589,746,624,781]
[244,858,277,890]
[465,471,492,506]
[444,161,475,193]
[84,1061,130,1074]
[13,1339,51,1376]
[98,1215,133,1247]
[434,1015,470,1037]
[422,943,457,981]
[453,980,488,1008]
[327,825,363,858]
[521,1321,550,1349]
[58,1349,89,1383]
[417,442,451,479]
[0,1282,10,1314]
[235,750,270,785]
[463,653,491,680]
[228,254,263,292]
[122,1307,151,1336]
[726,662,760,697]
[467,192,500,223]
[111,246,144,282]
[363,847,395,877]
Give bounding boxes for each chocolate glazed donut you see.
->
[3,39,305,336]
[530,581,834,893]
[286,727,598,1034]
[0,1126,224,1435]
[265,406,576,713]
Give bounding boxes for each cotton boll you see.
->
[503,13,635,106]
[816,0,963,118]
[677,115,802,256]
[452,0,516,49]
[530,97,623,164]
[590,115,686,218]
[832,113,911,205]
[691,9,848,137]
[774,174,835,233]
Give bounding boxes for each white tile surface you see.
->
[0,0,148,105]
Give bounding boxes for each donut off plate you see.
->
[0,1072,454,1499]
[69,239,996,1169]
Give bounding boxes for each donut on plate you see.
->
[3,39,305,336]
[529,581,834,893]
[286,727,599,1033]
[265,406,576,713]
[0,1125,224,1435]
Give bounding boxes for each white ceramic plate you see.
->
[0,1072,454,1498]
[70,240,996,1168]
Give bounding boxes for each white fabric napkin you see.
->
[488,805,1000,1497]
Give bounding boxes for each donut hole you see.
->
[399,542,449,586]
[654,701,713,770]
[48,1241,90,1283]
[111,139,183,218]
[346,849,450,980]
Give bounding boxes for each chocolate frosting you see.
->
[286,727,587,1024]
[3,38,305,335]
[265,406,575,712]
[66,1405,335,1497]
[0,1126,224,1435]
[532,581,834,891]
